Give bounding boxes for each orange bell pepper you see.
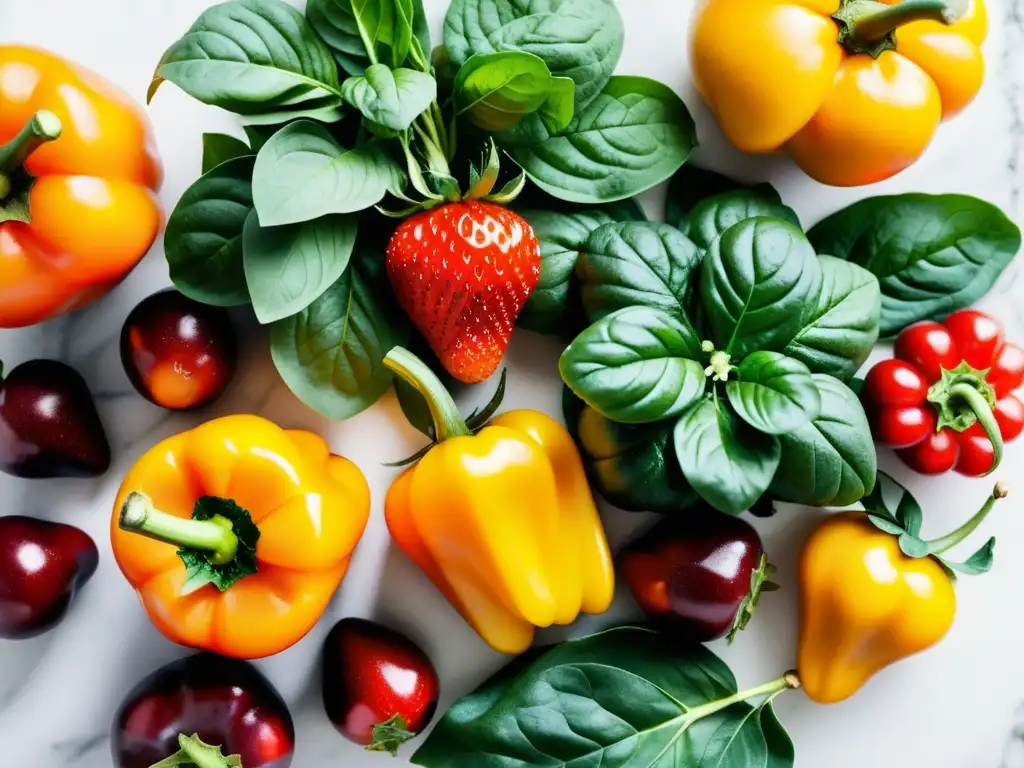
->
[0,45,163,328]
[690,0,987,186]
[111,415,370,659]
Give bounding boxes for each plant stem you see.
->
[119,492,239,565]
[927,483,1009,555]
[0,110,62,201]
[949,382,1003,473]
[685,672,801,722]
[384,347,470,441]
[842,0,967,41]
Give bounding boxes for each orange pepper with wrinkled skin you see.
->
[111,415,370,660]
[690,0,987,186]
[0,45,163,328]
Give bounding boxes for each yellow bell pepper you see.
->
[690,0,987,186]
[111,415,370,659]
[383,347,615,654]
[798,477,1005,703]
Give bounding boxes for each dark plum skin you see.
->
[619,511,765,642]
[0,359,111,479]
[113,653,294,768]
[0,516,99,639]
[120,289,237,411]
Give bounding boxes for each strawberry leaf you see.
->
[938,536,996,576]
[898,533,929,559]
[148,733,242,768]
[368,714,416,756]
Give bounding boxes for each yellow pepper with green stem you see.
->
[383,347,615,654]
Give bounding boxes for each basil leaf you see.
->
[510,76,697,204]
[307,0,373,75]
[242,211,357,324]
[270,248,410,419]
[808,193,1021,337]
[578,221,701,323]
[356,0,417,68]
[560,306,706,424]
[769,374,877,507]
[666,164,782,228]
[341,64,436,131]
[726,352,821,435]
[674,396,781,515]
[149,0,342,117]
[413,626,793,768]
[517,202,645,338]
[678,190,801,252]
[444,0,624,114]
[701,217,821,359]
[165,156,255,307]
[783,255,881,381]
[252,120,401,226]
[567,391,697,513]
[201,133,251,174]
[453,51,564,133]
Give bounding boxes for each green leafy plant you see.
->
[412,626,798,768]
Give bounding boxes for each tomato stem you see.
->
[927,483,1008,555]
[833,0,968,58]
[119,491,239,565]
[0,110,62,200]
[385,346,470,442]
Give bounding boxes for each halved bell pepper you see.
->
[0,45,163,327]
[111,415,370,659]
[384,347,615,654]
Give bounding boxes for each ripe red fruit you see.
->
[386,201,541,384]
[322,618,439,756]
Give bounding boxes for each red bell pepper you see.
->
[863,310,1024,476]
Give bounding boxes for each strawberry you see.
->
[386,200,541,384]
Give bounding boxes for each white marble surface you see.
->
[2,1,1024,766]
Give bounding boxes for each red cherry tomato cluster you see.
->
[863,310,1024,476]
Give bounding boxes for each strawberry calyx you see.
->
[382,137,527,218]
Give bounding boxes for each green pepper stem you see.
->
[119,492,239,566]
[833,0,968,57]
[684,672,801,722]
[949,382,1004,474]
[927,483,1009,555]
[384,347,469,441]
[0,110,62,199]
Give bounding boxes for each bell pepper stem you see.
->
[948,382,1003,474]
[0,110,62,199]
[684,672,801,723]
[927,483,1009,556]
[385,347,470,441]
[834,0,968,57]
[119,491,239,566]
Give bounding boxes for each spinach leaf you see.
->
[309,0,429,74]
[444,0,624,114]
[164,156,255,307]
[353,0,417,69]
[270,247,410,419]
[341,64,436,131]
[769,374,877,507]
[413,626,794,768]
[678,190,801,252]
[201,133,251,174]
[454,51,574,134]
[808,193,1021,337]
[510,76,697,204]
[783,255,881,381]
[701,217,821,359]
[577,221,701,323]
[560,306,706,424]
[517,201,645,338]
[149,0,343,119]
[566,389,697,513]
[252,120,401,226]
[726,352,821,435]
[307,0,373,75]
[242,210,357,324]
[674,395,782,515]
[666,164,782,228]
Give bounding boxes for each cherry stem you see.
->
[843,0,968,42]
[119,492,238,565]
[0,110,62,200]
[949,382,1003,474]
[384,347,469,442]
[927,483,1009,555]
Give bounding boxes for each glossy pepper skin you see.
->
[0,45,163,328]
[110,415,370,659]
[384,347,615,655]
[113,652,294,768]
[798,476,1003,704]
[690,0,987,186]
[863,309,1024,476]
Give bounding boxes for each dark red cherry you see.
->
[120,289,237,410]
